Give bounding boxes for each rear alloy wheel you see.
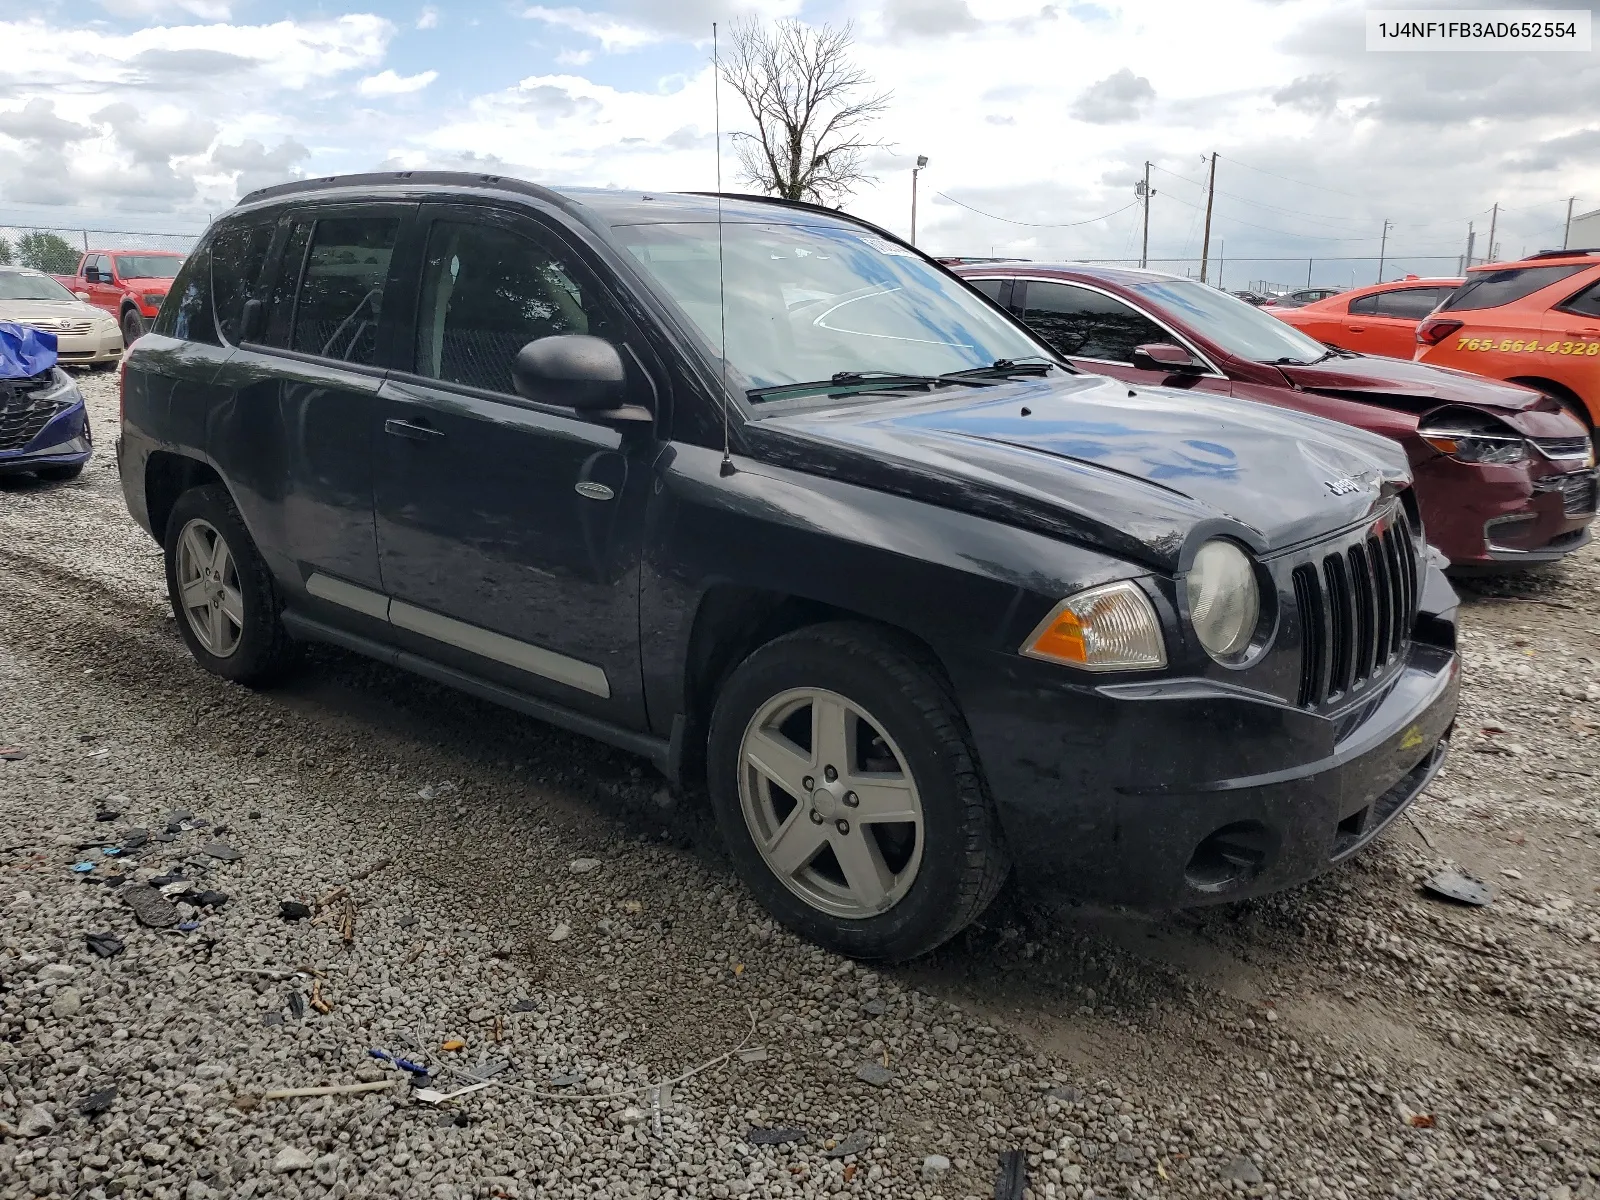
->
[707,622,1009,960]
[121,308,144,347]
[163,484,294,684]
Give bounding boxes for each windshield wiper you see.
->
[939,357,1056,382]
[746,371,940,404]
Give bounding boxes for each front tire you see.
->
[707,622,1009,961]
[121,308,144,347]
[163,484,294,684]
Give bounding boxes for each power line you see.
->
[933,193,1139,227]
[1218,154,1366,199]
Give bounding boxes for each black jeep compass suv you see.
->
[117,172,1459,959]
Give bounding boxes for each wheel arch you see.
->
[144,450,225,543]
[1506,375,1593,425]
[675,586,955,788]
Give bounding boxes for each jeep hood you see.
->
[1274,354,1577,437]
[747,372,1410,572]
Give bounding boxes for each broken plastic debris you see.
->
[748,1127,807,1146]
[369,1049,431,1077]
[176,920,202,933]
[511,999,538,1013]
[737,1047,768,1063]
[72,862,96,873]
[280,900,312,920]
[79,1087,116,1117]
[121,883,181,928]
[994,1148,1028,1200]
[414,1080,492,1105]
[0,748,26,760]
[441,1037,466,1052]
[202,841,243,862]
[286,992,305,1019]
[1421,869,1494,907]
[823,1132,872,1159]
[467,1060,511,1081]
[84,932,124,958]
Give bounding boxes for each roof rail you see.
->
[237,170,567,210]
[1525,247,1600,260]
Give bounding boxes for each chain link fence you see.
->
[0,224,201,274]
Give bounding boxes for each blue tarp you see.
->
[0,321,58,379]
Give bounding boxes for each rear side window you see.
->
[1349,287,1450,319]
[1021,280,1168,363]
[967,278,1003,302]
[413,218,609,395]
[263,221,312,348]
[211,223,275,345]
[153,241,218,346]
[1557,278,1600,319]
[290,217,398,364]
[1441,265,1589,312]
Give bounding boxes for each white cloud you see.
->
[556,48,595,66]
[358,69,439,96]
[96,0,233,20]
[416,6,440,30]
[521,6,664,51]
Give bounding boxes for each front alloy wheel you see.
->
[175,518,244,658]
[738,688,925,920]
[708,622,1009,961]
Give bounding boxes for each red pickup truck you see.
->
[58,249,186,347]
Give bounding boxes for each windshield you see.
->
[114,255,184,279]
[0,271,77,302]
[613,221,1047,394]
[1132,279,1330,365]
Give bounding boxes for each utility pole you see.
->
[1198,152,1217,283]
[1565,196,1577,249]
[1216,238,1224,289]
[910,155,928,247]
[1464,221,1476,269]
[1306,258,1313,286]
[1376,219,1392,283]
[1486,202,1498,267]
[1136,161,1154,269]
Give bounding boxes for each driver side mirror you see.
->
[239,298,265,342]
[1131,342,1204,374]
[512,334,649,422]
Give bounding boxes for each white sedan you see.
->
[0,266,123,367]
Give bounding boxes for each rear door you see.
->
[1541,272,1600,416]
[371,202,657,727]
[228,204,413,600]
[1009,278,1233,397]
[1341,285,1453,358]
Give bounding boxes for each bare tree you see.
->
[718,18,891,207]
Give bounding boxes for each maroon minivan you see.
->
[954,263,1597,569]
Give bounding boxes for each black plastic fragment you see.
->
[995,1148,1026,1200]
[85,932,125,958]
[79,1087,117,1116]
[748,1127,807,1146]
[280,900,312,920]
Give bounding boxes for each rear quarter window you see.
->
[1556,277,1600,319]
[1441,265,1590,312]
[153,240,218,346]
[212,222,276,345]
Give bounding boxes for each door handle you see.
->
[384,418,444,442]
[1346,325,1366,332]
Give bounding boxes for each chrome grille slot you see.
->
[1294,508,1419,709]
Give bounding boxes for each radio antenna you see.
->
[714,20,734,477]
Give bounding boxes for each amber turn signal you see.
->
[1021,580,1166,672]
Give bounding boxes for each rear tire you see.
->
[706,622,1009,961]
[163,484,294,685]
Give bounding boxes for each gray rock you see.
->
[50,988,81,1019]
[1224,1155,1263,1184]
[140,1141,171,1163]
[37,962,75,983]
[313,1154,340,1186]
[11,1106,55,1138]
[920,1154,951,1181]
[568,858,601,874]
[548,922,571,942]
[273,1146,314,1173]
[854,1061,894,1087]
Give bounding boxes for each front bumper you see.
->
[958,574,1460,910]
[52,328,124,367]
[0,402,94,476]
[1416,454,1595,567]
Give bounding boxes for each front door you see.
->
[372,204,656,727]
[87,256,119,315]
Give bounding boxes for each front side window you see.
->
[285,216,399,364]
[211,223,275,345]
[1441,265,1589,312]
[614,220,1046,394]
[1020,280,1169,363]
[1132,279,1329,365]
[414,219,606,395]
[114,255,184,279]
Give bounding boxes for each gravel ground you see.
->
[0,370,1597,1200]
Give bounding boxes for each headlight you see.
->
[1021,580,1166,671]
[1418,409,1526,465]
[1186,540,1260,661]
[31,367,82,407]
[142,292,165,307]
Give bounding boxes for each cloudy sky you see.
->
[2,0,1597,287]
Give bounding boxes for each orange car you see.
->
[1415,249,1600,434]
[1271,276,1462,359]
